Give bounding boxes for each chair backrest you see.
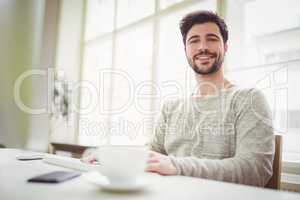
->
[265,135,282,189]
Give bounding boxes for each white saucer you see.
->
[83,171,147,192]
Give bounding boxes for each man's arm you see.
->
[148,102,169,155]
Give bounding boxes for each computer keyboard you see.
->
[43,154,101,172]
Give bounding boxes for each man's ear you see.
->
[224,43,228,53]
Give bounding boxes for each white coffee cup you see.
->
[95,145,148,185]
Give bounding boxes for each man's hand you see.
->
[146,151,178,175]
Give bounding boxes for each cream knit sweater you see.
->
[149,87,274,187]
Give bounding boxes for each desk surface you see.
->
[1,149,300,200]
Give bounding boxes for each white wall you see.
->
[0,0,59,151]
[0,0,45,148]
[26,0,60,151]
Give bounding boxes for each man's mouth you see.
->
[194,54,215,63]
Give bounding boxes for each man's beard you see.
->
[188,50,224,75]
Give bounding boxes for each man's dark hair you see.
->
[179,10,228,45]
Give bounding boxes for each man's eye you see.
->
[207,38,218,41]
[189,40,199,44]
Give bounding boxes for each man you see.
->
[146,10,274,187]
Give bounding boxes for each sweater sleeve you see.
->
[169,89,275,187]
[148,101,169,155]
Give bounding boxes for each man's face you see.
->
[185,22,227,75]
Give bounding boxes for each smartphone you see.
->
[28,171,81,183]
[16,154,44,161]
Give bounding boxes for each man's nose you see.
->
[197,41,208,51]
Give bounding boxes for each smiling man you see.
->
[147,11,275,187]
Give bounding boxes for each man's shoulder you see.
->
[231,86,266,102]
[230,86,270,113]
[161,97,186,109]
[159,97,195,115]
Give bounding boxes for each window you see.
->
[79,0,300,161]
[225,0,300,161]
[79,0,217,146]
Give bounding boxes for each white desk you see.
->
[1,149,300,200]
